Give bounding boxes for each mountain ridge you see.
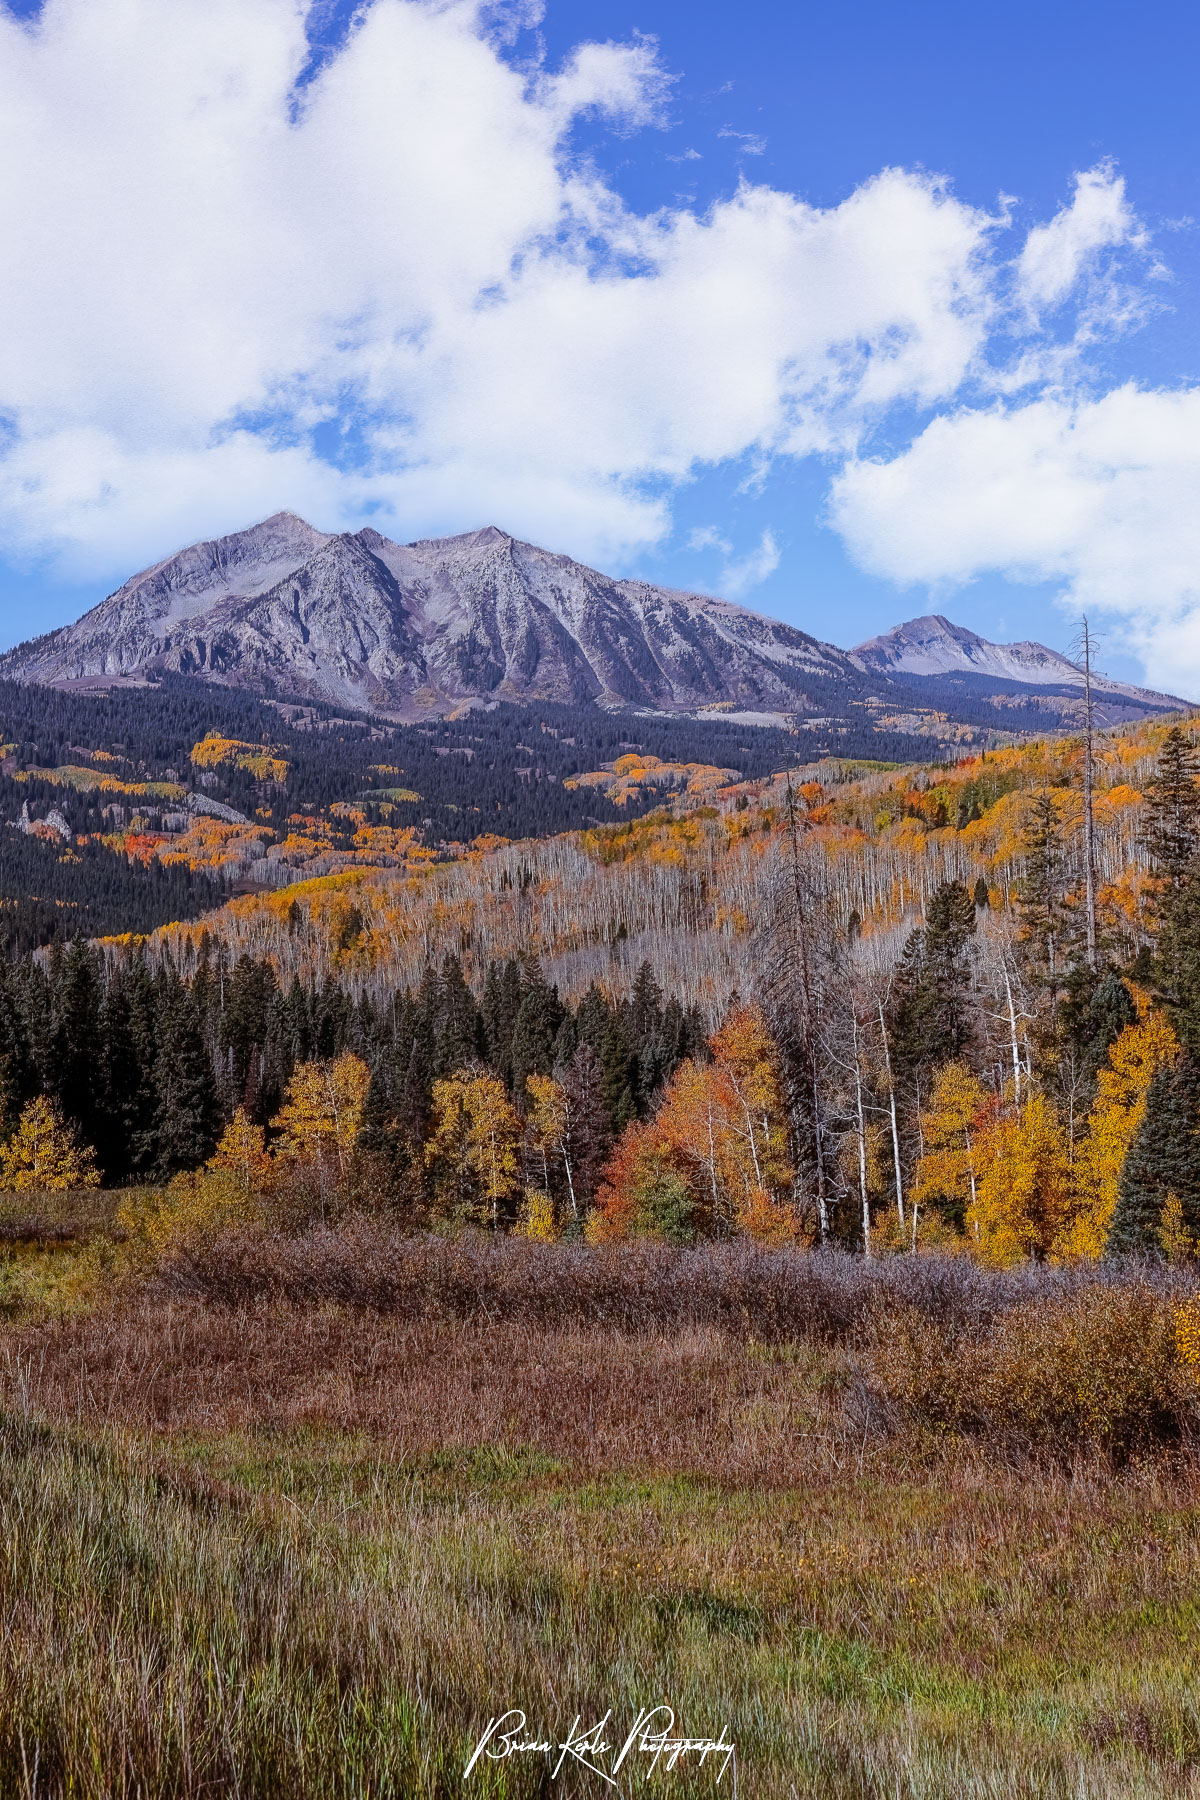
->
[851,613,1185,710]
[0,516,1188,731]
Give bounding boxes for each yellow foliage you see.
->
[1176,1295,1200,1367]
[0,1097,99,1191]
[190,734,288,782]
[425,1069,522,1228]
[517,1186,559,1241]
[969,1092,1073,1267]
[913,1061,988,1214]
[1056,1011,1178,1262]
[273,1054,370,1173]
[118,1110,272,1252]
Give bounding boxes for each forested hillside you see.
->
[0,675,815,948]
[7,704,1200,1264]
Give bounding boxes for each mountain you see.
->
[0,515,872,718]
[1,518,1188,732]
[853,614,1187,722]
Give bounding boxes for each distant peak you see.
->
[257,510,321,533]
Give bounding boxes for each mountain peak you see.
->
[854,613,1188,712]
[0,515,1190,727]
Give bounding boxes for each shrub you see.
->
[869,1281,1192,1462]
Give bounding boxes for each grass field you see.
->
[4,1213,1200,1796]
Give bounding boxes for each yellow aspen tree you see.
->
[913,1060,988,1232]
[708,1004,794,1209]
[524,1073,573,1218]
[1054,1010,1178,1262]
[0,1096,99,1191]
[969,1092,1073,1266]
[425,1070,521,1229]
[209,1108,273,1193]
[272,1055,370,1174]
[271,1053,371,1215]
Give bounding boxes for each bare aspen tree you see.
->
[1075,615,1099,969]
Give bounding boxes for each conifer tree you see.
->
[1017,790,1070,987]
[889,880,978,1091]
[140,988,220,1178]
[1144,725,1200,899]
[435,955,481,1075]
[510,963,562,1096]
[1107,1058,1200,1257]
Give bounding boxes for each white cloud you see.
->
[830,385,1200,692]
[0,0,1166,634]
[719,527,780,598]
[1016,164,1141,311]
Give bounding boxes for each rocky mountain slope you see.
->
[1,517,1188,729]
[1,516,873,718]
[853,614,1187,718]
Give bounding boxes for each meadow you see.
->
[5,1203,1200,1796]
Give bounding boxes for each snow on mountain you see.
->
[1,523,1190,728]
[852,614,1188,710]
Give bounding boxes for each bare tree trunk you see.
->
[851,1013,871,1259]
[1002,962,1022,1102]
[878,998,904,1232]
[1079,615,1098,969]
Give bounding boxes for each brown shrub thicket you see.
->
[131,1223,1200,1463]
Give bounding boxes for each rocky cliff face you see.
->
[1,515,871,714]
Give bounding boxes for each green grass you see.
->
[4,1205,1200,1795]
[4,1406,1200,1796]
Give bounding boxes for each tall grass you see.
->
[4,1229,1200,1793]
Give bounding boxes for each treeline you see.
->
[0,940,706,1199]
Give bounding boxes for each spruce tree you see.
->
[1108,1059,1200,1255]
[889,880,977,1090]
[48,939,102,1147]
[435,955,481,1075]
[140,989,220,1177]
[1018,790,1070,986]
[600,1013,636,1133]
[1144,726,1200,897]
[510,963,562,1096]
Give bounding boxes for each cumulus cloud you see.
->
[0,0,1167,632]
[830,385,1200,692]
[1016,164,1143,312]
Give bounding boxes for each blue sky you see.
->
[0,0,1197,685]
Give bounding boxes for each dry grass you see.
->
[5,1227,1200,1794]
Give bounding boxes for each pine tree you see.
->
[140,989,220,1178]
[435,955,481,1075]
[1144,726,1200,896]
[510,964,562,1096]
[1107,1058,1200,1256]
[600,1013,637,1134]
[48,939,102,1147]
[889,880,978,1091]
[1017,790,1071,987]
